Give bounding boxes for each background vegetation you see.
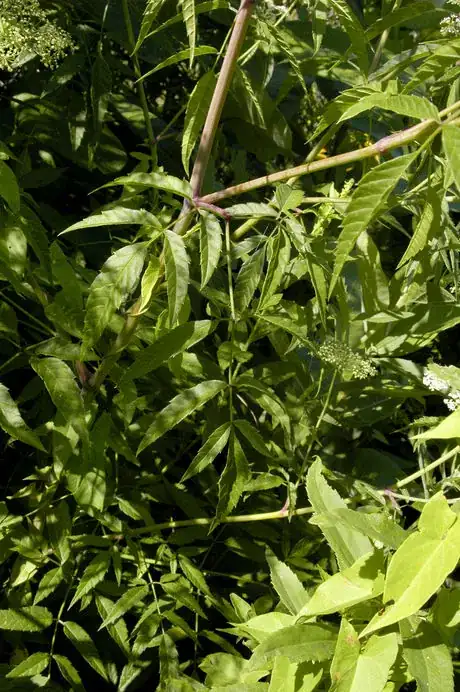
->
[0,0,460,689]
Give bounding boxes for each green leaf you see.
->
[60,207,160,235]
[31,358,88,441]
[413,408,460,440]
[181,422,231,481]
[53,654,85,691]
[162,574,206,618]
[103,171,192,199]
[0,383,45,451]
[0,606,53,631]
[268,656,297,692]
[99,585,149,629]
[397,187,441,269]
[365,1,436,40]
[138,380,226,453]
[313,508,406,550]
[266,548,309,616]
[330,153,417,294]
[200,212,222,288]
[442,124,460,194]
[133,0,166,53]
[215,433,250,523]
[234,419,271,457]
[137,255,161,313]
[332,631,398,691]
[247,624,337,672]
[121,320,215,383]
[327,0,368,74]
[6,652,49,678]
[181,0,196,66]
[330,619,360,691]
[306,460,373,570]
[34,567,63,605]
[259,230,290,310]
[69,551,111,609]
[95,594,130,657]
[82,243,147,351]
[164,230,190,326]
[137,47,217,82]
[337,94,439,124]
[0,216,27,278]
[403,39,460,93]
[0,160,20,212]
[226,203,277,218]
[234,246,266,314]
[297,550,385,619]
[182,72,217,174]
[360,494,460,638]
[63,620,109,681]
[400,617,454,692]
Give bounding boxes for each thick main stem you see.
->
[200,119,439,205]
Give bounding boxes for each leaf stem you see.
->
[395,445,460,489]
[121,0,157,168]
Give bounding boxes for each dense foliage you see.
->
[0,0,460,689]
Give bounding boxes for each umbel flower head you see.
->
[318,340,377,380]
[441,0,460,36]
[423,365,460,412]
[0,0,74,71]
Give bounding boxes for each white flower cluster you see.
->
[441,0,460,36]
[318,340,377,379]
[0,0,74,71]
[423,369,460,412]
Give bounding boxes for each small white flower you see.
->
[423,370,450,394]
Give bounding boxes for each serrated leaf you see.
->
[397,187,441,268]
[63,621,109,681]
[297,550,385,619]
[34,567,63,605]
[53,654,85,691]
[82,243,147,351]
[247,624,337,672]
[442,124,460,194]
[413,408,460,440]
[330,619,360,691]
[403,39,460,93]
[6,652,49,678]
[164,230,190,326]
[162,575,206,618]
[181,422,231,481]
[137,46,217,82]
[69,551,111,609]
[306,459,373,570]
[133,0,166,53]
[99,585,149,629]
[182,72,217,174]
[338,93,439,123]
[328,0,368,74]
[31,358,88,441]
[0,160,20,212]
[138,380,226,453]
[60,207,160,235]
[234,246,265,314]
[234,419,271,457]
[181,0,196,66]
[259,230,290,310]
[95,594,130,657]
[332,631,398,692]
[0,383,45,451]
[400,617,454,692]
[121,320,215,383]
[365,1,435,40]
[313,508,406,550]
[0,606,52,631]
[215,433,250,524]
[266,548,308,615]
[136,255,161,314]
[200,212,222,288]
[103,171,192,199]
[330,153,417,294]
[360,494,460,638]
[226,203,277,218]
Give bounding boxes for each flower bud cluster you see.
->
[441,0,460,36]
[318,340,377,379]
[423,369,460,412]
[0,0,74,71]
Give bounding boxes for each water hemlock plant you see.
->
[0,0,459,689]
